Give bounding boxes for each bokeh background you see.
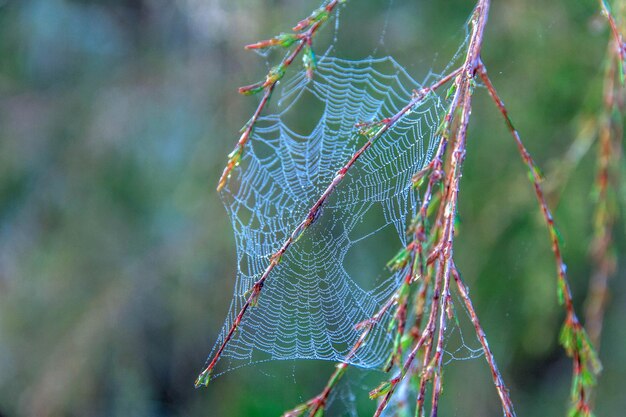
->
[0,0,624,416]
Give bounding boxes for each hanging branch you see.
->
[599,0,626,80]
[478,62,602,417]
[451,264,516,415]
[216,0,346,192]
[585,0,625,350]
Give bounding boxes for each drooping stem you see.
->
[478,62,601,417]
[478,63,577,314]
[451,264,516,417]
[585,0,625,351]
[217,0,345,191]
[598,0,626,75]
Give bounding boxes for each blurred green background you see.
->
[0,0,624,416]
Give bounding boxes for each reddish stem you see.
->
[217,0,344,191]
[599,0,626,65]
[585,35,623,349]
[451,265,516,416]
[478,60,598,416]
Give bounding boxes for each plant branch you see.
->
[478,62,602,417]
[599,0,626,79]
[585,0,625,351]
[217,0,345,191]
[451,264,516,417]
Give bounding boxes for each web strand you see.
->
[207,56,449,378]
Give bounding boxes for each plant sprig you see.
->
[216,0,346,192]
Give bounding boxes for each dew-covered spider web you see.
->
[207,53,464,377]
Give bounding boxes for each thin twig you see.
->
[585,0,625,351]
[217,0,345,191]
[599,0,626,73]
[451,264,516,417]
[478,61,601,417]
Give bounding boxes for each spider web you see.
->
[209,54,458,376]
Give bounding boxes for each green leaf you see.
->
[400,333,412,350]
[559,323,574,354]
[239,80,266,95]
[369,380,392,399]
[303,46,317,77]
[194,369,213,388]
[580,368,596,388]
[387,247,410,271]
[398,281,411,299]
[267,63,287,84]
[556,280,566,306]
[314,10,330,23]
[445,83,457,100]
[579,329,602,374]
[532,163,545,182]
[276,33,299,48]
